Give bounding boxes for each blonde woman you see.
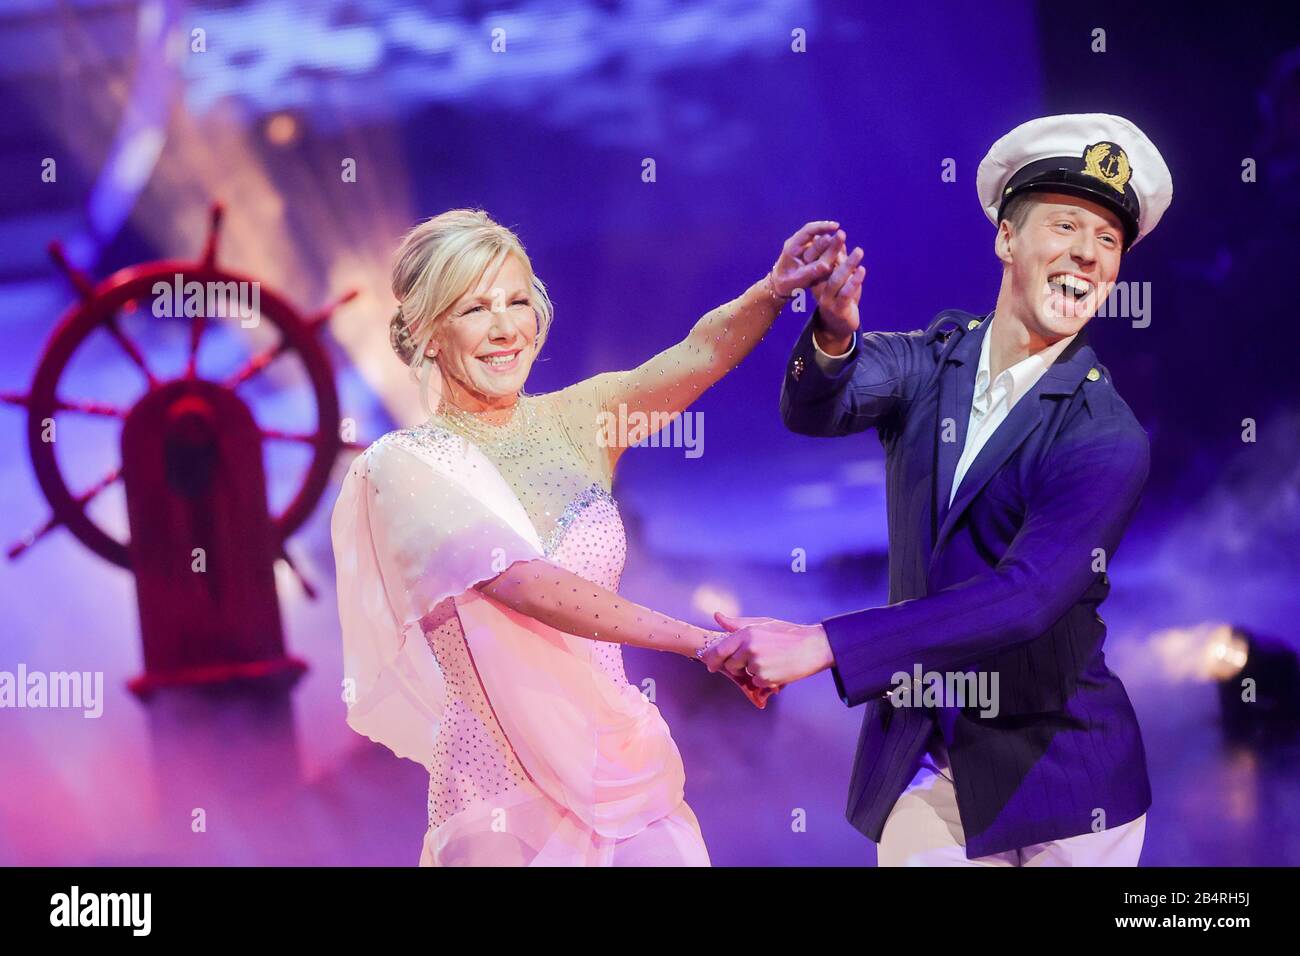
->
[331,209,842,866]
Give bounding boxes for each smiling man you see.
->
[703,114,1173,866]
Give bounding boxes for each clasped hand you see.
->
[700,614,835,709]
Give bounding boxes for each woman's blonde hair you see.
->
[390,208,554,416]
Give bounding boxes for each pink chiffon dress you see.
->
[331,377,710,866]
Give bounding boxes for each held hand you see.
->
[769,221,843,297]
[800,231,865,347]
[722,665,778,709]
[696,630,778,709]
[703,612,835,688]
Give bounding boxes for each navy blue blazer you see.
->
[780,308,1152,858]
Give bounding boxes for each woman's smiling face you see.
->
[431,253,539,409]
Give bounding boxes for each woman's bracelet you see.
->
[695,630,728,663]
[765,268,796,304]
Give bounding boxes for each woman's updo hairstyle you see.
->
[388,305,419,365]
[389,208,554,413]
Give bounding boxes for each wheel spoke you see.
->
[306,288,359,329]
[187,204,224,374]
[276,542,318,600]
[104,312,161,388]
[52,397,130,419]
[2,391,128,419]
[47,241,95,302]
[201,202,225,268]
[74,466,122,505]
[186,313,208,379]
[7,468,122,560]
[260,426,318,445]
[223,338,289,389]
[7,512,61,560]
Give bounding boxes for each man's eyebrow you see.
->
[1049,206,1121,232]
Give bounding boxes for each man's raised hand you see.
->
[770,220,843,297]
[800,230,866,354]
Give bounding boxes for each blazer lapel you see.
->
[932,315,989,543]
[930,328,1097,565]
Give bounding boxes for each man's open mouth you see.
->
[1047,274,1093,301]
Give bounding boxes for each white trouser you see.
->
[877,733,1146,867]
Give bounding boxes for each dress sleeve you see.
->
[330,432,545,770]
[548,378,617,486]
[552,275,783,473]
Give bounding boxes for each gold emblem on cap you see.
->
[1087,367,1101,381]
[1081,142,1131,195]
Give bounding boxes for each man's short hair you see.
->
[999,191,1040,235]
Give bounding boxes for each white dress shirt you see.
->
[811,317,1077,768]
[947,317,1076,506]
[812,318,1076,505]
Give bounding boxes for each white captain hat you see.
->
[976,113,1173,250]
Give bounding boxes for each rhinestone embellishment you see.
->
[543,482,617,557]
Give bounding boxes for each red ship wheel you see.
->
[3,203,360,589]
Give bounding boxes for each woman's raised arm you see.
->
[576,221,843,472]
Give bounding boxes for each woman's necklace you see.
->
[432,396,544,459]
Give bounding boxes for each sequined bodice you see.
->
[418,393,628,591]
[416,394,631,829]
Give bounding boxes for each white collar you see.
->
[972,315,1078,412]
